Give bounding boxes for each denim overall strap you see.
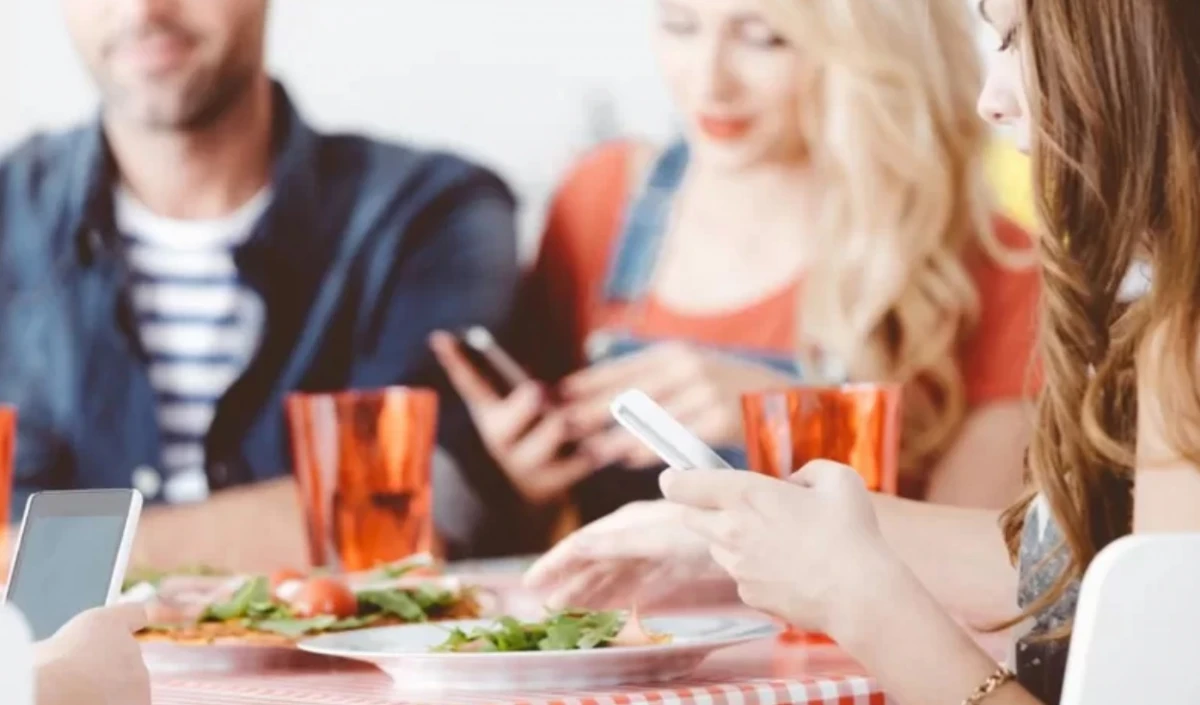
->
[601,141,690,302]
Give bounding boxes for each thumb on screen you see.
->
[102,602,150,633]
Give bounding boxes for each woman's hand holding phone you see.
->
[560,343,794,469]
[429,332,595,504]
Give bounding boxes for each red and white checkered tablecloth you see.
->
[149,574,895,705]
[153,669,886,705]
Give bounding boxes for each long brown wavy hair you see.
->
[999,0,1200,632]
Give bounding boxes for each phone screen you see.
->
[6,494,133,640]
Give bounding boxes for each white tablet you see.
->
[3,490,142,640]
[610,389,732,470]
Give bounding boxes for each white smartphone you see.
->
[3,489,142,640]
[610,389,732,470]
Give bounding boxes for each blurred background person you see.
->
[432,0,1040,545]
[0,0,520,568]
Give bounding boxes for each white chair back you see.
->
[1061,534,1200,705]
[0,602,34,705]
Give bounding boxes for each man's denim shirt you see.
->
[0,84,526,557]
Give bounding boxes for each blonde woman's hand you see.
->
[430,331,596,504]
[34,603,151,705]
[523,500,736,609]
[558,343,793,468]
[660,462,902,637]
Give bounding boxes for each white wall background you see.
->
[1,1,991,250]
[1,0,679,252]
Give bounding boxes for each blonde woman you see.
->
[431,0,1038,540]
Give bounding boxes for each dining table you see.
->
[150,637,885,705]
[147,556,987,705]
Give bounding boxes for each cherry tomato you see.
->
[288,578,358,619]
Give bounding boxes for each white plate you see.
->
[140,640,342,674]
[298,615,778,691]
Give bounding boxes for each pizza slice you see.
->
[136,572,479,646]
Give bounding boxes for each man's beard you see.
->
[101,63,257,132]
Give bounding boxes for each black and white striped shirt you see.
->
[115,188,270,504]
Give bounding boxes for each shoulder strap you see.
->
[600,141,690,302]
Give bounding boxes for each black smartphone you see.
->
[455,326,533,397]
[456,326,579,457]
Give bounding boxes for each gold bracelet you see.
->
[963,666,1016,705]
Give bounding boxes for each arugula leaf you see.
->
[433,609,629,653]
[246,600,293,620]
[376,553,436,579]
[432,627,482,652]
[252,616,339,638]
[491,616,538,651]
[326,614,383,631]
[357,589,427,622]
[538,622,581,651]
[579,610,622,648]
[247,613,384,639]
[201,577,271,622]
[378,561,422,579]
[413,585,457,611]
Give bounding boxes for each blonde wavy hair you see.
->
[761,0,1027,477]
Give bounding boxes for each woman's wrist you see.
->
[822,544,916,648]
[823,548,1031,705]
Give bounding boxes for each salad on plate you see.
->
[433,608,671,653]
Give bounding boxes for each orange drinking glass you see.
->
[741,384,902,642]
[0,406,15,565]
[285,387,438,572]
[741,383,902,491]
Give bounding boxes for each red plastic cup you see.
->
[0,406,15,573]
[286,387,438,572]
[742,384,901,489]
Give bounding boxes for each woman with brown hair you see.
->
[529,0,1200,702]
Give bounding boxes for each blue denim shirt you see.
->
[0,83,528,557]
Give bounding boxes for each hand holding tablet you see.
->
[3,490,142,640]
